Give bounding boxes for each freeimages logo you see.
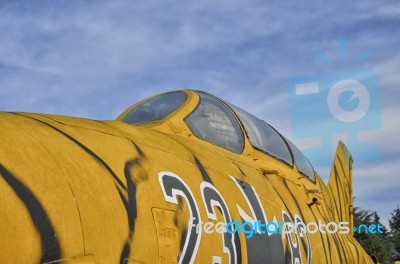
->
[287,39,382,166]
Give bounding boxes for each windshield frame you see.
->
[184,91,245,154]
[224,100,316,183]
[119,91,188,124]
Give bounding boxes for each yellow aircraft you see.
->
[0,90,376,263]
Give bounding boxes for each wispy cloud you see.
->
[0,0,398,224]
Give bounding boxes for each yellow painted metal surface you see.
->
[0,90,374,263]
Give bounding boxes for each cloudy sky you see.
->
[0,0,399,226]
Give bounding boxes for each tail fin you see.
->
[327,141,354,233]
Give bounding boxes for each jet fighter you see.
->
[0,90,375,263]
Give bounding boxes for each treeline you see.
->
[354,205,400,264]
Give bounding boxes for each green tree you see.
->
[353,207,391,264]
[389,205,400,262]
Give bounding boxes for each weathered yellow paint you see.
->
[0,90,375,263]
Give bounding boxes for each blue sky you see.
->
[0,0,399,226]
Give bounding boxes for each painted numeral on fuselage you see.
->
[201,182,238,264]
[231,176,285,263]
[158,172,312,264]
[158,171,201,264]
[282,211,302,264]
[294,215,312,264]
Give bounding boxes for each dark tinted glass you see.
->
[286,139,315,181]
[185,93,244,154]
[122,92,187,124]
[228,104,293,166]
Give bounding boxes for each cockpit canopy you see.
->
[122,91,188,124]
[185,93,244,154]
[120,90,315,181]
